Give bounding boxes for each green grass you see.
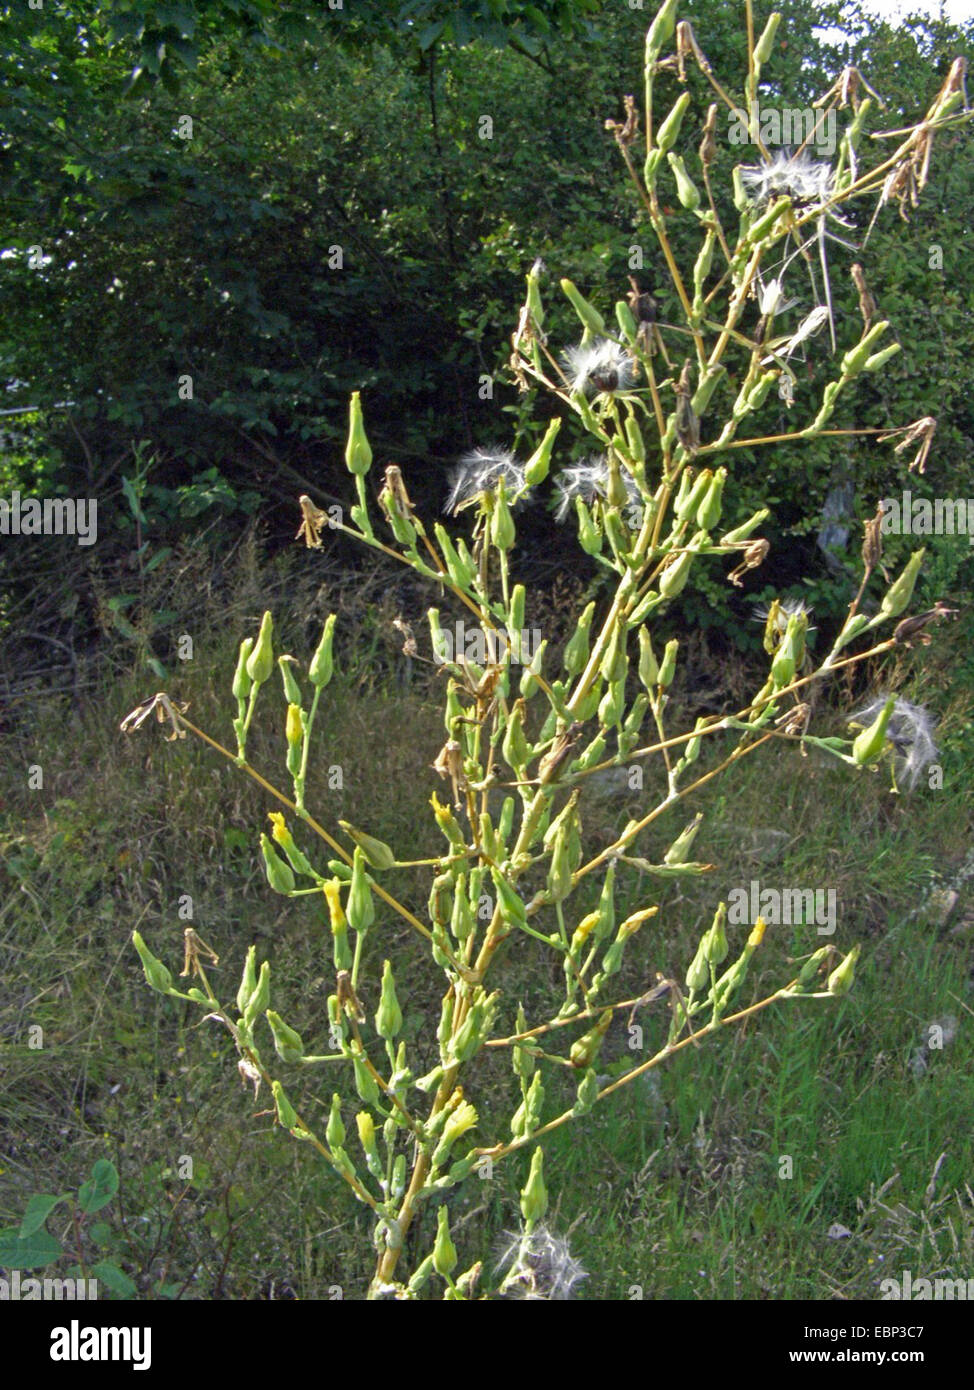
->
[1,560,972,1300]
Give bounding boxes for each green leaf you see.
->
[77,1160,119,1214]
[0,1226,62,1269]
[143,546,173,573]
[121,476,146,523]
[417,20,445,49]
[91,1261,138,1298]
[19,1194,63,1238]
[88,1221,113,1247]
[111,614,139,641]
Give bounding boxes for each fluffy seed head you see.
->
[445,447,529,515]
[494,1224,588,1300]
[553,455,643,524]
[848,695,939,790]
[562,338,637,395]
[752,597,816,635]
[740,149,835,207]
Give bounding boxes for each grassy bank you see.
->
[2,549,971,1299]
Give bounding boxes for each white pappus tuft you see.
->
[757,276,798,318]
[848,695,939,791]
[752,597,816,635]
[445,446,529,515]
[553,454,643,524]
[562,338,637,395]
[740,149,836,208]
[494,1224,589,1300]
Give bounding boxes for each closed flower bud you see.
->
[260,834,295,894]
[841,321,890,378]
[272,1080,298,1130]
[600,615,628,684]
[696,467,727,532]
[450,877,476,944]
[278,655,302,706]
[560,278,606,336]
[351,1045,380,1105]
[795,946,832,989]
[428,609,450,666]
[433,1206,458,1278]
[511,1072,545,1139]
[266,1009,305,1064]
[573,1066,600,1116]
[647,0,678,53]
[524,417,562,487]
[308,614,337,688]
[437,989,455,1056]
[721,509,770,544]
[693,231,716,295]
[599,676,626,728]
[851,693,896,768]
[433,1100,480,1166]
[133,931,174,995]
[508,583,527,640]
[232,637,254,700]
[680,714,707,768]
[879,549,925,621]
[243,960,271,1029]
[245,611,274,685]
[575,496,603,556]
[863,343,902,373]
[326,1093,345,1150]
[285,702,303,749]
[659,548,693,599]
[753,11,781,64]
[827,943,861,997]
[624,411,646,462]
[658,638,678,688]
[570,1008,613,1069]
[656,91,691,155]
[236,944,258,1016]
[676,468,712,522]
[490,477,516,551]
[667,152,701,211]
[706,902,729,964]
[546,828,575,904]
[520,1147,548,1225]
[491,868,527,931]
[564,602,595,676]
[344,391,372,476]
[638,627,659,688]
[771,622,800,688]
[622,692,649,743]
[686,941,710,993]
[746,196,791,244]
[339,821,395,872]
[605,453,630,511]
[434,524,477,589]
[664,812,703,865]
[346,848,375,934]
[375,959,403,1039]
[502,699,531,772]
[570,729,606,772]
[512,1003,535,1080]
